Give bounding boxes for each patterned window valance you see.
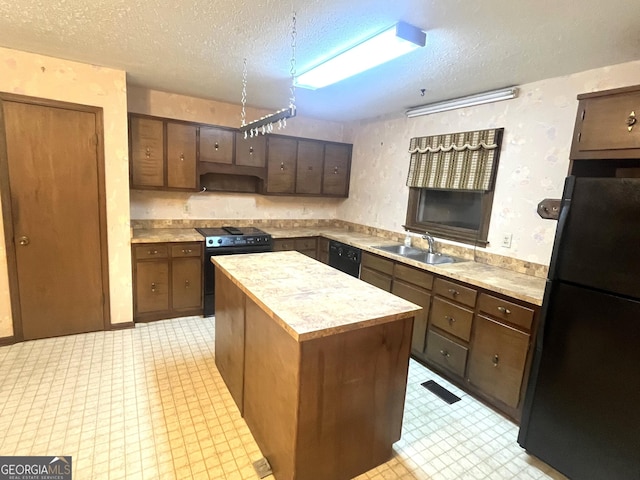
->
[406,128,504,191]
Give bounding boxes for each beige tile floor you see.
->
[0,316,567,480]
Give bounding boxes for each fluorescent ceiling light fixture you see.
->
[406,87,519,117]
[295,22,426,90]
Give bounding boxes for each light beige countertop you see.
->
[213,251,423,342]
[131,225,546,305]
[266,227,546,305]
[131,228,203,243]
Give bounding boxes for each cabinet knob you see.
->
[180,153,185,161]
[497,306,511,315]
[18,236,30,246]
[447,288,459,296]
[627,111,636,132]
[148,250,158,255]
[280,162,285,171]
[182,249,192,254]
[151,282,156,292]
[444,315,456,324]
[333,166,338,174]
[439,350,451,358]
[249,146,254,155]
[145,147,151,158]
[214,142,219,150]
[185,280,190,288]
[492,354,500,367]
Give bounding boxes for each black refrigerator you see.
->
[518,176,640,480]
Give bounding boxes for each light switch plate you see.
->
[501,233,513,248]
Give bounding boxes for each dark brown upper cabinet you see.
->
[130,116,164,188]
[569,84,640,176]
[265,136,297,194]
[296,139,324,195]
[264,136,352,197]
[129,114,198,191]
[235,133,267,168]
[322,143,352,197]
[200,125,235,164]
[166,122,197,189]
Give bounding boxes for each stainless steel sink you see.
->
[372,245,462,265]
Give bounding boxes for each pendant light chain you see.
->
[289,12,297,110]
[241,57,248,128]
[239,10,297,136]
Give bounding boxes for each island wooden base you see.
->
[215,271,414,480]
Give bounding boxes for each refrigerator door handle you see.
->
[547,176,576,280]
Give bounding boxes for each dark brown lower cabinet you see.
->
[467,315,530,409]
[273,237,319,259]
[133,242,203,322]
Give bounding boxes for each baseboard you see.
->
[0,335,15,346]
[110,321,135,330]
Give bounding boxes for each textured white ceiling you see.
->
[1,0,640,121]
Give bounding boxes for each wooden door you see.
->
[166,122,197,189]
[130,116,164,187]
[322,143,351,196]
[266,137,296,193]
[295,140,323,194]
[0,96,109,340]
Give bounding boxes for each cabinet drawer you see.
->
[393,263,433,290]
[478,293,534,331]
[425,329,468,377]
[134,244,168,260]
[433,278,477,307]
[294,237,317,251]
[430,297,474,342]
[467,315,530,408]
[273,239,295,251]
[171,243,202,258]
[361,252,394,275]
[360,267,392,292]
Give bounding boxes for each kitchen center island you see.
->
[212,251,422,480]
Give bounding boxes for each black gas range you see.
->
[196,226,273,316]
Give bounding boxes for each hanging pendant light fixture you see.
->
[239,13,297,138]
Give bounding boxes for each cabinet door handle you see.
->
[439,350,451,358]
[185,280,190,288]
[214,142,219,150]
[492,354,500,367]
[249,146,254,155]
[333,166,338,174]
[180,153,184,161]
[145,147,151,158]
[497,306,511,315]
[627,111,636,132]
[148,250,158,255]
[280,162,285,171]
[182,249,192,254]
[448,288,459,296]
[151,282,157,293]
[444,315,456,324]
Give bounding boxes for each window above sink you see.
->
[404,127,504,247]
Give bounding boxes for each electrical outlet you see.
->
[183,203,191,214]
[501,233,513,248]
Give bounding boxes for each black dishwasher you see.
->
[328,240,361,277]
